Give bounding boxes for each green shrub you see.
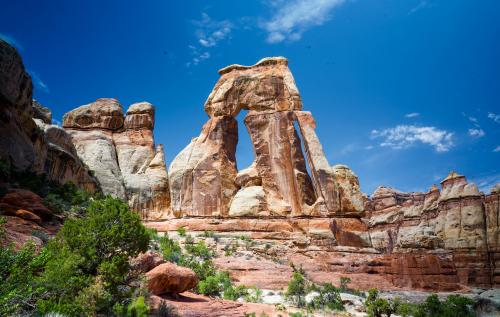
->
[289,312,306,317]
[286,270,308,307]
[185,240,214,260]
[223,284,249,301]
[308,283,344,311]
[36,197,150,316]
[155,301,179,317]
[126,296,149,317]
[177,227,186,237]
[198,272,231,296]
[411,293,475,317]
[0,242,48,316]
[244,286,263,303]
[202,230,215,238]
[159,235,183,263]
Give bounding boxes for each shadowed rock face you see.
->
[0,39,98,191]
[63,99,170,219]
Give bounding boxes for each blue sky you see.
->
[1,0,499,194]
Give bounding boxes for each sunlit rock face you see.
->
[63,99,170,219]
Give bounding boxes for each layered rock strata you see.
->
[63,99,170,219]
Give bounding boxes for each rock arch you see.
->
[169,57,364,218]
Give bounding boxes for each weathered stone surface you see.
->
[67,128,127,199]
[245,111,315,216]
[169,116,238,217]
[14,209,42,224]
[62,98,124,130]
[0,40,98,192]
[63,100,169,218]
[234,162,261,188]
[0,39,44,172]
[146,262,198,295]
[295,111,340,214]
[229,186,267,217]
[0,189,52,220]
[32,99,52,124]
[332,164,365,216]
[205,57,301,117]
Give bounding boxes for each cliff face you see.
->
[62,99,170,219]
[0,40,98,191]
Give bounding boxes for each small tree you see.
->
[286,270,308,307]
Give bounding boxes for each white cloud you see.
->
[28,70,49,93]
[471,173,500,193]
[468,128,485,138]
[261,0,347,43]
[0,33,23,51]
[371,125,454,152]
[194,13,233,48]
[405,112,420,118]
[494,146,500,153]
[409,1,434,15]
[187,13,233,66]
[488,112,500,124]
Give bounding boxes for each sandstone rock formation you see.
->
[171,57,365,218]
[146,262,198,295]
[0,39,98,192]
[63,99,170,219]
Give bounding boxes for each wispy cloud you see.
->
[28,70,49,93]
[371,125,454,152]
[494,146,500,153]
[468,128,485,138]
[405,112,420,118]
[488,112,500,124]
[0,33,23,51]
[409,1,435,15]
[187,13,233,66]
[471,173,500,193]
[261,0,347,43]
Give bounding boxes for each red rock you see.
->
[14,209,41,224]
[146,262,198,295]
[0,189,52,220]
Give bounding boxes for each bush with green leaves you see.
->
[156,300,180,317]
[0,197,149,316]
[286,267,308,307]
[223,284,249,301]
[243,286,263,303]
[410,294,475,317]
[307,283,344,312]
[0,242,48,316]
[198,271,232,296]
[177,226,186,236]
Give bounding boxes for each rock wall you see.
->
[0,39,98,191]
[63,99,170,219]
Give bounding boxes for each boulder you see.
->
[0,189,52,220]
[229,186,267,217]
[146,262,198,295]
[14,209,42,224]
[62,98,124,130]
